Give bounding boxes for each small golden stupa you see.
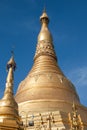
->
[0,55,23,130]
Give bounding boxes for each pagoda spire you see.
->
[0,53,22,130]
[34,9,57,61]
[3,53,16,97]
[68,102,84,130]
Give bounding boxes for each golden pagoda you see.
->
[0,9,86,130]
[15,9,87,130]
[0,55,23,129]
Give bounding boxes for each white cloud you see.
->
[67,66,87,88]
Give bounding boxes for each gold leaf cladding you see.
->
[47,73,52,80]
[34,75,39,82]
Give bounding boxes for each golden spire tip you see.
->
[6,51,16,71]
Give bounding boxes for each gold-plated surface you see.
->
[20,111,70,130]
[19,109,87,130]
[34,9,56,61]
[38,9,53,43]
[15,10,80,110]
[68,102,84,130]
[15,10,87,129]
[0,9,87,130]
[0,56,22,130]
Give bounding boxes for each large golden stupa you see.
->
[15,10,80,112]
[15,10,87,129]
[0,9,87,130]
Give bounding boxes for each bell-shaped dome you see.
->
[15,10,80,113]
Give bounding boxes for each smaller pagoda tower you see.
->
[0,54,23,130]
[69,102,84,130]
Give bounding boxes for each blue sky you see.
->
[0,0,87,106]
